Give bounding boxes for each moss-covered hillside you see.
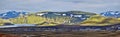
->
[80,15,120,26]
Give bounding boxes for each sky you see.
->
[0,0,120,13]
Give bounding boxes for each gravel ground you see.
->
[0,31,120,37]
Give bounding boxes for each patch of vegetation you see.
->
[9,14,71,26]
[80,15,120,26]
[0,18,11,26]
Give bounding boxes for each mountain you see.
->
[8,11,97,26]
[1,11,120,26]
[0,11,27,19]
[35,11,96,24]
[80,15,120,26]
[100,11,120,18]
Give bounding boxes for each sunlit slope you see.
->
[9,14,71,26]
[80,15,120,26]
[118,18,120,21]
[0,18,11,26]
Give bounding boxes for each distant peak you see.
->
[0,11,28,19]
[100,11,120,18]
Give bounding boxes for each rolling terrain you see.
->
[0,11,120,26]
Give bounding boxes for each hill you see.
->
[0,11,99,26]
[35,11,96,24]
[1,11,120,26]
[7,11,96,26]
[9,14,71,26]
[80,15,120,26]
[0,18,11,26]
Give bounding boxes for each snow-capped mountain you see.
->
[0,11,28,19]
[100,11,120,18]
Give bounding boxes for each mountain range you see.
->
[35,11,96,23]
[0,11,120,26]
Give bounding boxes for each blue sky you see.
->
[0,0,120,13]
